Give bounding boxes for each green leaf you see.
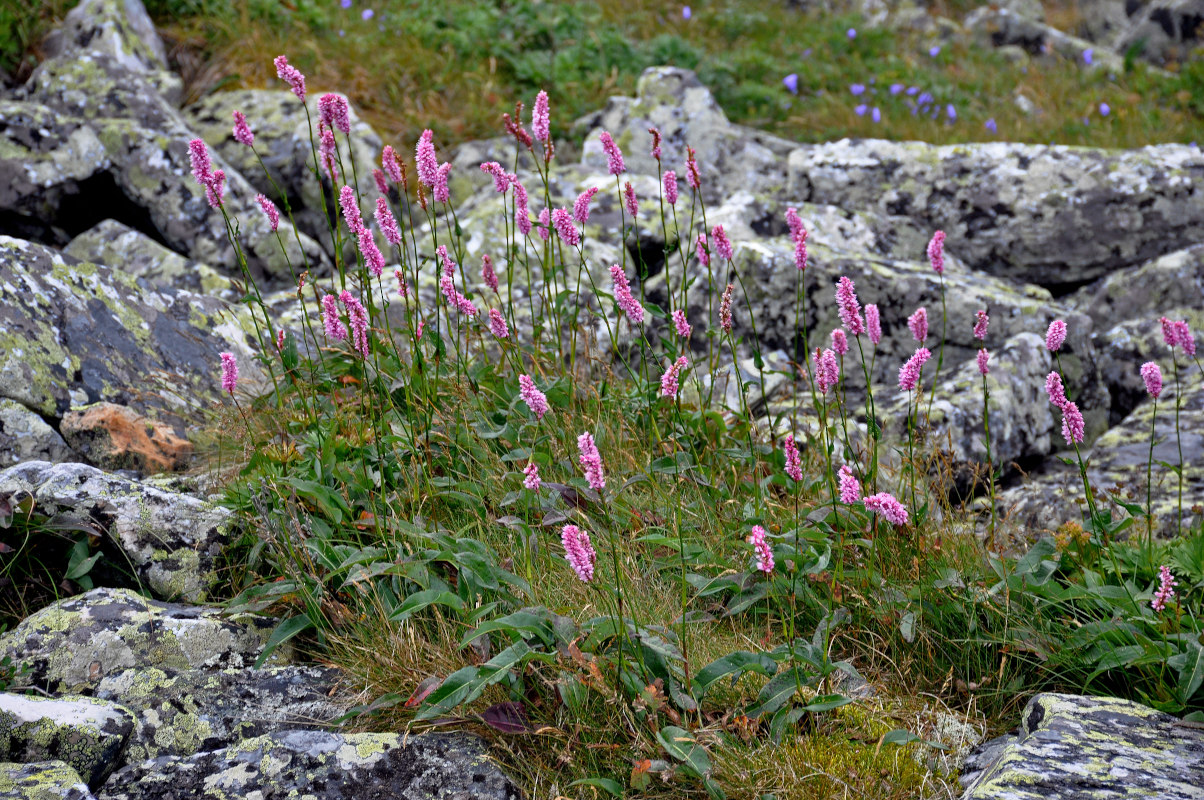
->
[725,581,769,617]
[656,725,712,778]
[1175,642,1204,705]
[694,651,778,699]
[569,778,624,797]
[748,667,804,717]
[389,589,466,623]
[65,539,101,581]
[253,615,313,668]
[417,666,480,720]
[800,693,854,712]
[881,729,922,746]
[899,611,915,643]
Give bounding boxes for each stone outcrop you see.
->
[0,401,74,468]
[59,403,192,474]
[0,693,135,789]
[0,760,96,800]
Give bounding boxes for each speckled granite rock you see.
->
[93,666,348,761]
[785,139,1204,289]
[961,693,1204,799]
[0,400,74,467]
[0,237,266,422]
[96,730,522,800]
[0,462,230,601]
[0,760,96,800]
[0,588,286,693]
[0,693,134,789]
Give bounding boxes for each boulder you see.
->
[0,237,267,423]
[93,666,348,761]
[96,730,522,800]
[964,7,1124,70]
[785,139,1204,290]
[1067,244,1204,331]
[0,693,134,789]
[1116,0,1204,65]
[0,462,231,601]
[0,401,74,468]
[59,403,193,474]
[0,587,286,693]
[0,760,96,800]
[962,693,1204,799]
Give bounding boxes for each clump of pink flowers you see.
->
[673,309,692,339]
[835,276,864,336]
[518,375,549,421]
[783,435,803,482]
[660,356,690,398]
[232,110,254,147]
[1045,370,1084,445]
[219,352,238,395]
[523,462,541,492]
[551,208,580,247]
[863,492,909,525]
[339,290,370,358]
[375,198,401,246]
[814,348,840,395]
[482,255,498,293]
[318,93,351,135]
[562,524,597,583]
[273,55,306,101]
[610,265,645,325]
[830,328,848,356]
[1046,319,1067,352]
[623,182,638,217]
[578,432,606,491]
[1141,361,1163,399]
[748,525,774,573]
[599,131,625,175]
[255,194,279,232]
[663,170,679,205]
[712,225,733,260]
[322,294,348,341]
[977,349,990,376]
[908,307,928,343]
[927,230,945,274]
[865,304,881,346]
[973,309,989,341]
[1151,565,1177,612]
[1161,316,1196,356]
[838,465,861,503]
[489,309,510,339]
[573,187,599,225]
[898,348,932,392]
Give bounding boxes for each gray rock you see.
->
[0,693,134,789]
[0,401,74,467]
[42,0,168,76]
[96,730,522,800]
[964,7,1125,70]
[1116,0,1204,65]
[0,236,267,423]
[1072,0,1134,45]
[0,588,286,693]
[64,220,236,300]
[0,461,232,601]
[93,666,349,761]
[962,693,1204,799]
[786,138,1204,289]
[0,760,96,800]
[1067,244,1204,332]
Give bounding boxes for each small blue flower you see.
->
[1099,102,1110,116]
[340,0,351,7]
[847,28,857,39]
[683,5,692,19]
[871,106,881,123]
[850,83,866,96]
[917,91,933,106]
[362,8,373,19]
[1083,48,1093,65]
[890,83,904,95]
[907,86,920,96]
[783,73,799,95]
[338,29,345,36]
[854,104,868,116]
[803,48,813,58]
[985,118,997,133]
[947,104,957,120]
[929,45,941,57]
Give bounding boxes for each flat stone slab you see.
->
[0,760,96,800]
[96,730,523,800]
[961,693,1204,799]
[0,693,134,789]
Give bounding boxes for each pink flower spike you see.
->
[685,146,700,190]
[551,208,581,247]
[1141,361,1163,399]
[673,309,692,339]
[648,126,662,160]
[599,131,626,175]
[532,90,550,143]
[748,525,774,574]
[480,161,510,194]
[1160,316,1177,349]
[863,492,909,525]
[573,187,599,225]
[974,309,989,341]
[318,126,339,183]
[838,465,861,504]
[1045,371,1068,409]
[577,432,606,491]
[394,267,408,299]
[437,245,456,279]
[358,226,385,277]
[433,162,452,204]
[712,225,733,260]
[513,180,532,235]
[977,348,990,376]
[610,264,645,326]
[339,290,370,358]
[273,55,306,101]
[783,209,808,271]
[784,435,803,482]
[561,524,597,583]
[322,294,348,341]
[375,198,402,246]
[927,230,946,274]
[523,462,542,492]
[719,284,734,334]
[482,255,498,292]
[831,328,848,356]
[623,181,638,217]
[663,170,679,205]
[415,129,438,187]
[382,145,402,182]
[695,233,709,267]
[489,308,509,339]
[373,168,389,196]
[518,375,550,421]
[416,320,425,339]
[660,355,690,398]
[835,276,865,336]
[318,93,351,135]
[232,110,254,146]
[219,352,238,395]
[204,169,225,209]
[1151,564,1177,612]
[339,185,364,236]
[275,329,285,353]
[188,138,212,186]
[898,347,932,392]
[1046,319,1067,352]
[537,208,551,241]
[908,307,928,343]
[865,304,882,346]
[1060,400,1085,445]
[255,194,280,232]
[814,348,840,395]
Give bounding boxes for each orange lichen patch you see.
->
[60,402,193,474]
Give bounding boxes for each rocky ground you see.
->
[0,0,1201,798]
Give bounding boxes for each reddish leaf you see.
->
[481,701,530,733]
[404,675,441,709]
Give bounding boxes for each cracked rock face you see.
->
[0,400,75,468]
[962,693,1204,799]
[96,730,523,800]
[0,760,96,800]
[0,462,231,600]
[0,588,286,693]
[0,693,135,789]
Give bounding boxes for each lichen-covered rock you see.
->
[964,7,1125,71]
[0,101,110,243]
[1115,0,1204,66]
[962,693,1204,799]
[0,588,286,694]
[0,760,96,800]
[0,400,74,467]
[40,0,169,79]
[0,462,230,600]
[96,730,522,800]
[0,693,134,789]
[785,138,1204,289]
[0,237,266,422]
[183,89,384,260]
[59,403,193,474]
[64,220,235,300]
[1067,244,1204,332]
[93,665,348,761]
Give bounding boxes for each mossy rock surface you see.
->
[0,760,96,800]
[0,693,134,789]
